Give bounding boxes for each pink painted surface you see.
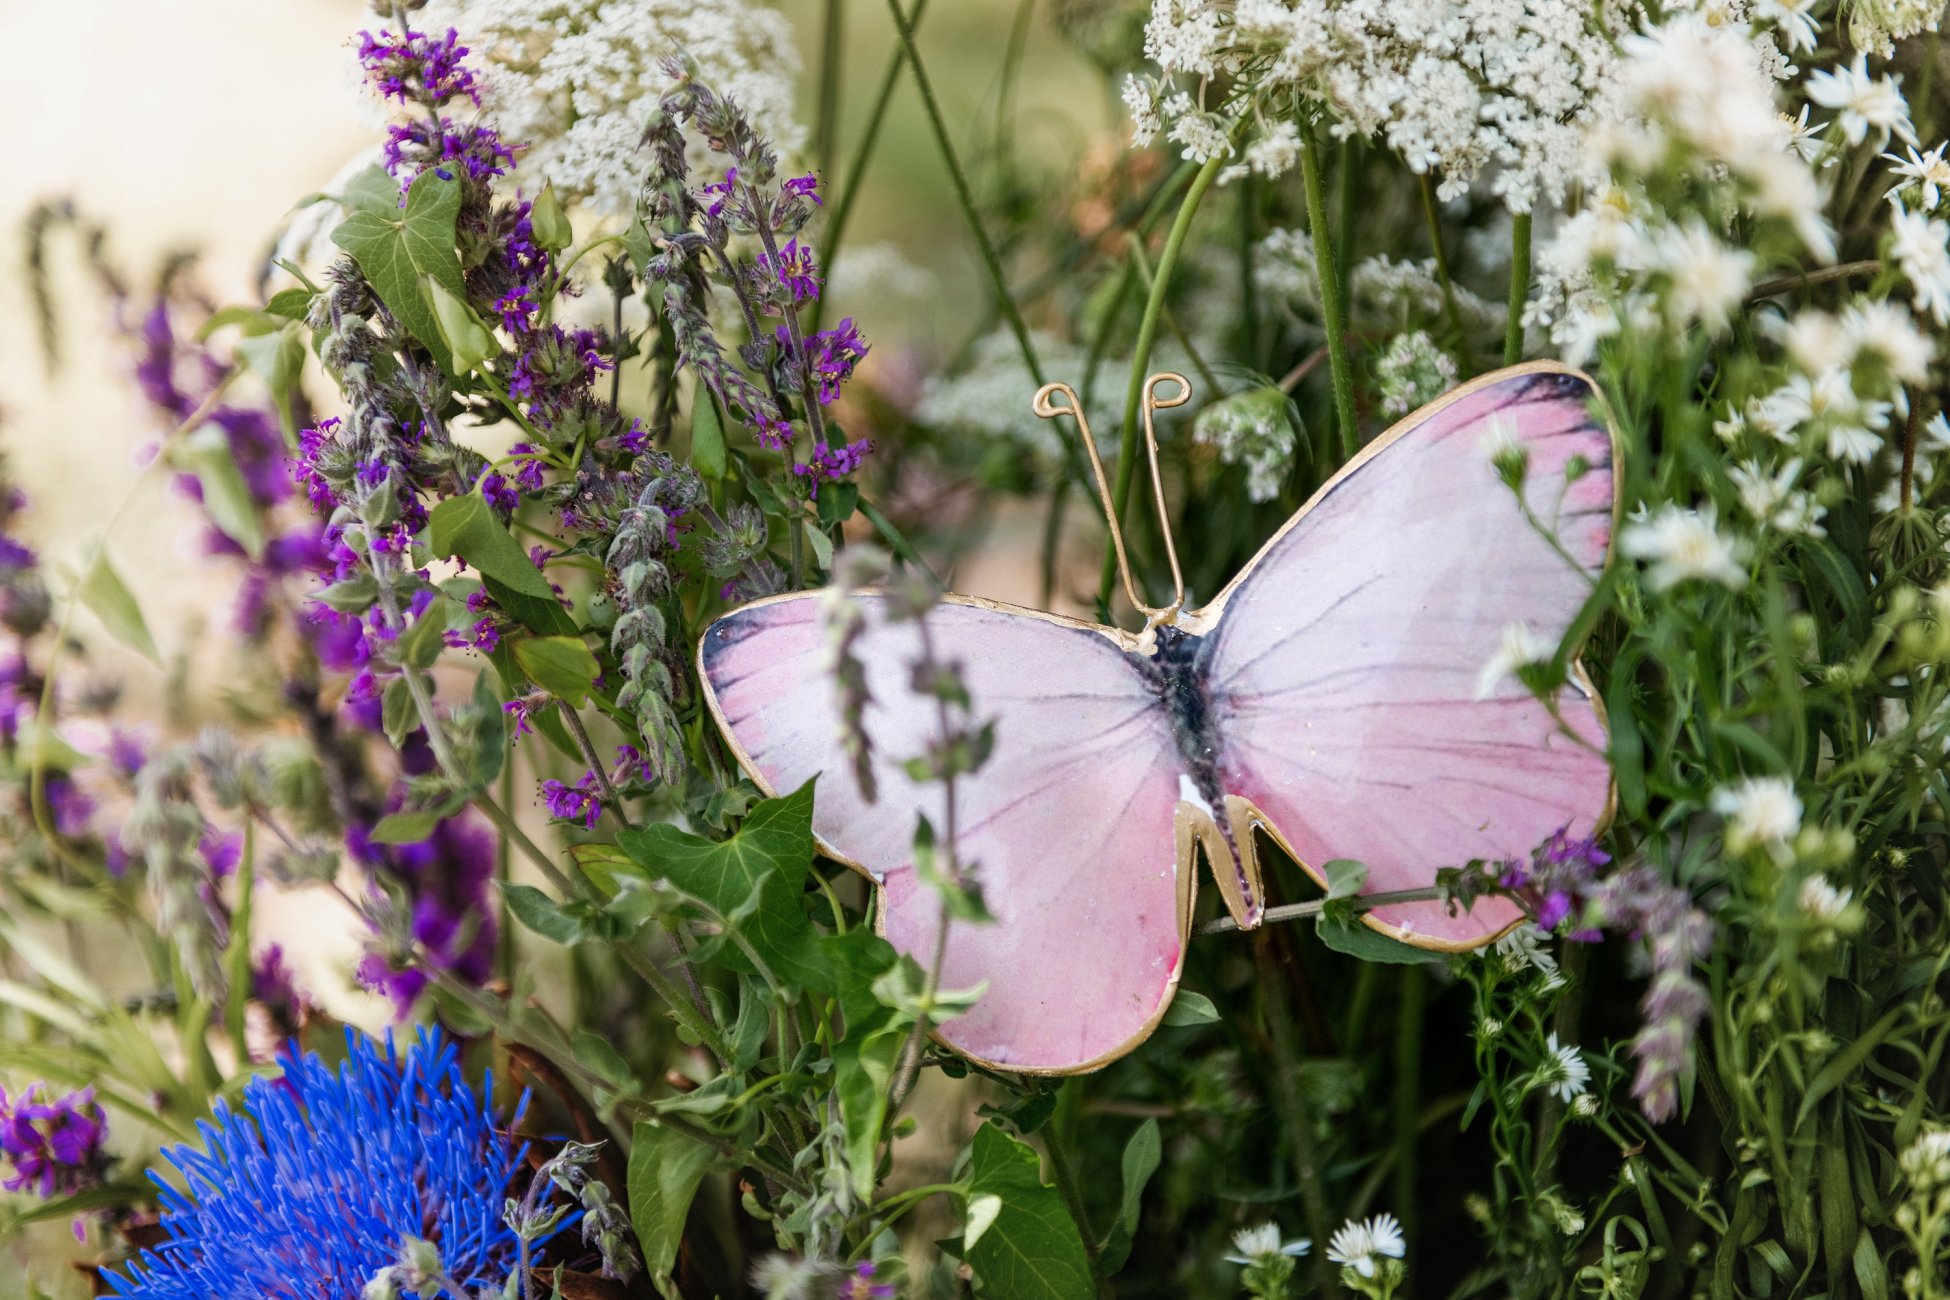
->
[702,599,1187,1070]
[1207,369,1614,943]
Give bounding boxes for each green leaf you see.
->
[78,550,160,665]
[963,1124,1095,1300]
[234,321,306,401]
[335,164,402,216]
[816,481,860,529]
[264,287,314,320]
[530,182,573,252]
[835,1024,904,1200]
[1317,917,1438,965]
[381,676,415,746]
[398,591,453,670]
[803,518,834,572]
[369,809,444,845]
[1321,858,1369,900]
[615,780,830,991]
[330,168,465,372]
[423,275,496,374]
[572,1030,635,1091]
[512,635,600,705]
[629,1120,715,1289]
[689,391,727,481]
[502,883,586,945]
[1159,990,1220,1026]
[1098,1118,1160,1272]
[172,425,266,561]
[427,493,576,636]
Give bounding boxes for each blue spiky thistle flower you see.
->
[108,1027,549,1298]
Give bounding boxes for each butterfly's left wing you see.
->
[1200,364,1616,946]
[700,594,1192,1072]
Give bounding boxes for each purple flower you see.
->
[755,238,821,305]
[782,173,823,206]
[699,168,740,218]
[842,1262,896,1300]
[793,438,874,495]
[480,471,519,514]
[382,117,515,185]
[541,775,601,830]
[804,318,870,403]
[200,830,242,879]
[355,814,499,1018]
[0,1084,106,1199]
[43,776,95,838]
[293,418,342,512]
[251,944,308,1014]
[357,27,480,108]
[494,286,538,332]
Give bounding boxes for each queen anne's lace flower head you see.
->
[407,0,806,217]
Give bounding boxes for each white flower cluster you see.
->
[413,0,806,217]
[1373,330,1457,418]
[1126,0,1633,211]
[1191,387,1299,502]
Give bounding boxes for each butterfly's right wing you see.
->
[700,594,1192,1072]
[1202,366,1615,947]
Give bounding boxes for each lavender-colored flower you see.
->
[842,1261,897,1299]
[357,27,480,108]
[755,237,820,305]
[541,774,601,830]
[794,438,874,495]
[0,1084,107,1199]
[383,117,516,185]
[351,813,499,1018]
[106,1028,553,1299]
[43,774,95,838]
[781,173,823,206]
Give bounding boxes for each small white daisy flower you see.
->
[1712,776,1804,853]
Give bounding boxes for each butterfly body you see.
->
[700,363,1617,1073]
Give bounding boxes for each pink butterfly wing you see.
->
[701,595,1188,1071]
[1206,366,1615,945]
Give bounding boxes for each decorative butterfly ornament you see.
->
[699,363,1616,1074]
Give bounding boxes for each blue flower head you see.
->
[109,1027,545,1298]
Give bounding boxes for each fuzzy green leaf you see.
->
[1317,917,1439,965]
[173,425,266,561]
[689,391,727,481]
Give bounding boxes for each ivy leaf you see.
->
[629,1120,714,1290]
[511,634,600,705]
[614,781,828,991]
[963,1124,1095,1300]
[172,425,265,560]
[1316,917,1439,965]
[78,550,160,666]
[427,493,576,636]
[335,164,402,216]
[331,168,465,373]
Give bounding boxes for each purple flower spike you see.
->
[756,237,821,305]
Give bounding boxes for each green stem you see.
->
[1505,211,1532,366]
[1298,120,1359,461]
[1096,151,1228,616]
[815,0,846,182]
[1419,173,1466,351]
[1391,967,1423,1251]
[1257,939,1338,1294]
[884,0,1043,385]
[859,497,943,586]
[1124,233,1224,397]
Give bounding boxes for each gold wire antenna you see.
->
[1033,373,1191,628]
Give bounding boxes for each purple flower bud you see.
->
[0,1084,107,1199]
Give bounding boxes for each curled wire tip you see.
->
[1031,381,1080,419]
[1144,372,1192,409]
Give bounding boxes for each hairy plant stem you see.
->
[560,703,632,830]
[1902,392,1923,511]
[885,0,1044,385]
[1505,211,1532,366]
[888,614,957,1112]
[1298,119,1359,462]
[1096,151,1228,616]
